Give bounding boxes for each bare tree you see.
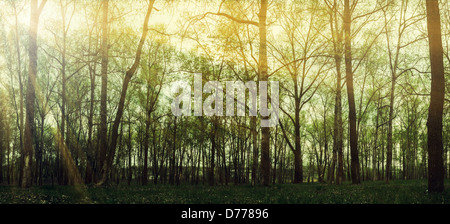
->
[382,0,426,183]
[273,0,329,184]
[97,0,155,186]
[190,0,272,186]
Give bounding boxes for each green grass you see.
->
[0,180,449,204]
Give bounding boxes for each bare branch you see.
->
[202,11,259,26]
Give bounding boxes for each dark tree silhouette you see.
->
[425,0,445,193]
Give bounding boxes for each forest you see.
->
[0,0,449,200]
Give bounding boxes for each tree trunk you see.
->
[142,97,151,186]
[321,108,328,183]
[22,0,46,188]
[293,149,302,184]
[293,83,303,184]
[86,61,96,184]
[209,118,217,186]
[13,3,25,185]
[127,114,132,185]
[169,118,176,185]
[0,110,4,184]
[251,116,258,186]
[259,0,271,187]
[97,0,154,185]
[373,94,381,181]
[272,126,278,184]
[98,0,109,184]
[152,122,159,184]
[386,41,397,185]
[343,0,360,185]
[425,0,445,193]
[328,0,344,184]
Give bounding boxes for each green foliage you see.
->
[0,180,449,204]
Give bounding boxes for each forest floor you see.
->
[0,179,449,204]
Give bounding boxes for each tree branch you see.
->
[38,0,47,16]
[203,11,259,26]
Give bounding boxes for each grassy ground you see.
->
[0,180,449,204]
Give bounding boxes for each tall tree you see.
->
[274,0,328,184]
[425,0,445,193]
[97,0,109,183]
[343,0,361,184]
[97,0,155,185]
[141,42,166,185]
[195,0,272,186]
[22,0,47,188]
[382,0,425,183]
[325,0,345,184]
[12,2,25,179]
[84,1,102,184]
[258,0,271,187]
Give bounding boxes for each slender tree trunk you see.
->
[98,0,109,183]
[222,134,228,185]
[425,0,445,193]
[209,118,217,186]
[97,0,154,185]
[0,111,4,184]
[142,96,151,186]
[336,79,344,185]
[37,112,45,185]
[59,1,73,185]
[259,0,271,187]
[6,123,11,185]
[169,117,176,185]
[386,46,397,184]
[152,123,159,184]
[272,126,278,184]
[343,0,360,185]
[321,108,328,183]
[293,85,303,184]
[13,4,25,185]
[127,114,132,185]
[328,0,344,184]
[251,116,258,186]
[329,143,336,183]
[86,62,96,184]
[373,94,381,181]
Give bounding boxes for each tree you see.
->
[140,40,168,185]
[22,0,47,188]
[42,0,84,185]
[191,0,272,186]
[0,0,447,192]
[343,0,361,185]
[382,0,426,183]
[97,0,155,185]
[273,0,329,184]
[325,0,387,184]
[340,0,389,185]
[11,2,25,179]
[82,0,102,184]
[425,0,445,193]
[325,0,345,184]
[258,0,271,187]
[97,0,109,184]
